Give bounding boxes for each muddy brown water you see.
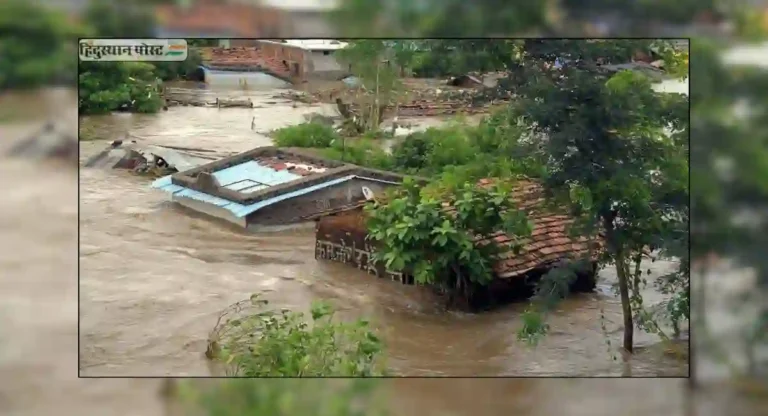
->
[77,82,688,377]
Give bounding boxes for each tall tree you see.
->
[508,40,690,353]
[0,0,89,89]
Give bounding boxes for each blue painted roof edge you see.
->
[150,173,399,218]
[232,174,357,218]
[151,175,173,189]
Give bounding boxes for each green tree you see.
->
[692,39,768,374]
[506,39,690,353]
[177,379,388,416]
[334,40,402,133]
[406,40,518,77]
[0,1,89,89]
[83,0,156,38]
[153,48,204,81]
[331,0,552,37]
[366,178,533,306]
[207,295,387,377]
[78,61,164,114]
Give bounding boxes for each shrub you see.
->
[272,122,340,148]
[366,178,533,305]
[207,294,387,377]
[177,379,388,416]
[78,62,164,114]
[390,126,479,175]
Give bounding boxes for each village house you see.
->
[151,147,408,230]
[196,39,350,84]
[312,179,601,309]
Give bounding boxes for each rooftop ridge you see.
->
[170,146,415,205]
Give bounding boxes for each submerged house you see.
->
[151,147,407,230]
[312,179,601,309]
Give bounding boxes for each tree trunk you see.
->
[615,249,634,354]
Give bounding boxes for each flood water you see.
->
[0,75,766,416]
[6,85,768,416]
[77,81,689,377]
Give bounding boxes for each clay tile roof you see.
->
[444,179,603,279]
[313,178,602,280]
[155,3,284,38]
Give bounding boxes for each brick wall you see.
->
[252,41,311,80]
[246,179,392,226]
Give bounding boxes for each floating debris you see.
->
[84,140,215,177]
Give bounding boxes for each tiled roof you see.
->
[202,47,293,80]
[468,179,601,278]
[313,178,602,280]
[155,3,284,38]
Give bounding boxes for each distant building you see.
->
[281,39,349,79]
[198,39,350,83]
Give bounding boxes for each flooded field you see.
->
[77,82,688,377]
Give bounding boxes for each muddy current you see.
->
[77,82,688,377]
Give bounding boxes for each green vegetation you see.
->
[692,39,768,374]
[281,39,690,356]
[492,40,690,354]
[273,122,338,148]
[334,40,404,133]
[0,0,89,89]
[0,2,202,114]
[177,379,387,416]
[206,294,386,377]
[78,62,164,114]
[270,121,394,169]
[82,0,156,38]
[365,178,532,305]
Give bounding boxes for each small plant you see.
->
[176,378,389,416]
[272,122,340,148]
[207,294,387,377]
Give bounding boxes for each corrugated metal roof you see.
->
[212,160,301,189]
[151,174,363,218]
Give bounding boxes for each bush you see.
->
[153,48,204,81]
[273,122,340,148]
[0,1,88,89]
[177,379,388,416]
[391,126,479,175]
[366,178,533,305]
[78,62,164,114]
[318,139,395,170]
[207,294,387,377]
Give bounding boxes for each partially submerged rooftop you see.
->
[151,147,410,225]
